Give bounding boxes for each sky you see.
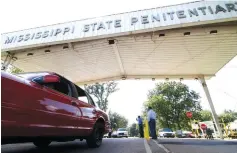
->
[1,0,237,125]
[108,57,237,124]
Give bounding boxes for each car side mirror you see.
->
[33,75,60,84]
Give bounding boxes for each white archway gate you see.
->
[2,1,237,139]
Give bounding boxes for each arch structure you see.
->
[1,1,237,139]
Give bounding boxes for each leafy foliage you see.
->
[200,110,213,121]
[84,81,119,112]
[108,111,128,130]
[9,66,23,74]
[128,123,139,137]
[200,109,237,124]
[144,81,202,130]
[219,110,237,124]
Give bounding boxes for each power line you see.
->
[214,88,237,103]
[228,65,237,68]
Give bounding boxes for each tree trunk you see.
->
[177,112,181,129]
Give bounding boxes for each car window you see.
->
[164,128,172,132]
[75,85,91,104]
[39,77,73,97]
[78,95,89,104]
[86,94,98,107]
[118,128,127,131]
[161,128,172,132]
[86,93,96,106]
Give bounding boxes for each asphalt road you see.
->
[156,138,237,153]
[1,138,237,153]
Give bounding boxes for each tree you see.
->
[84,81,119,112]
[129,123,139,137]
[200,110,213,121]
[144,81,202,130]
[108,111,128,130]
[218,110,237,124]
[9,66,23,74]
[223,110,237,118]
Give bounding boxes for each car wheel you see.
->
[33,140,51,148]
[86,122,104,148]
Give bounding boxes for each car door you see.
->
[73,85,98,133]
[32,75,83,136]
[1,72,43,137]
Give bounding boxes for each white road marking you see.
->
[144,139,152,153]
[152,140,173,153]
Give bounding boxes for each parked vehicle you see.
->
[111,128,128,138]
[1,71,110,148]
[158,128,175,138]
[227,121,237,139]
[206,128,214,139]
[175,130,183,138]
[176,130,195,138]
[182,131,195,138]
[104,127,112,138]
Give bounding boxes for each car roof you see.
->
[161,128,171,130]
[17,71,59,80]
[16,71,88,96]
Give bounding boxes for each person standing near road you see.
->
[108,127,112,138]
[136,116,144,138]
[147,106,157,139]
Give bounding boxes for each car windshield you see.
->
[162,128,172,132]
[183,131,191,134]
[118,128,127,131]
[17,72,50,80]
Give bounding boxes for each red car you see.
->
[1,71,110,148]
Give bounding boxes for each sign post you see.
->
[200,123,207,138]
[186,112,193,132]
[201,123,207,130]
[186,112,193,118]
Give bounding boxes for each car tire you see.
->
[86,122,104,148]
[33,140,51,148]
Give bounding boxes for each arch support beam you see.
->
[1,52,17,71]
[111,40,125,76]
[199,76,223,139]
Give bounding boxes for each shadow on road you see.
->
[1,141,96,153]
[157,140,237,146]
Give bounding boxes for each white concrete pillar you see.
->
[199,76,224,139]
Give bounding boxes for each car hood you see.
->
[113,131,128,134]
[117,131,128,133]
[160,132,174,134]
[183,131,192,134]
